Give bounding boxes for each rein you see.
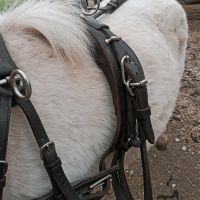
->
[0,15,155,200]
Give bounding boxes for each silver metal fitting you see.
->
[129,79,148,88]
[121,55,147,96]
[90,174,112,189]
[40,141,55,160]
[80,0,100,16]
[105,36,121,44]
[107,2,117,7]
[0,69,32,100]
[0,161,8,165]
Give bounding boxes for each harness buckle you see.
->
[121,56,147,96]
[40,141,55,160]
[81,0,100,16]
[89,174,112,189]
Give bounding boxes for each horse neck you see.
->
[2,27,116,198]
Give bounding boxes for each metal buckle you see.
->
[105,36,121,44]
[40,141,55,160]
[89,174,112,189]
[121,56,147,96]
[129,79,148,88]
[0,69,32,100]
[80,0,100,16]
[107,2,117,7]
[0,160,8,169]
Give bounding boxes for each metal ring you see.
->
[9,69,32,100]
[80,0,100,16]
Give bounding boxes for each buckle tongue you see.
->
[121,55,147,96]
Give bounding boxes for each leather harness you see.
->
[0,15,155,200]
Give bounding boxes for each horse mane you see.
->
[0,0,91,62]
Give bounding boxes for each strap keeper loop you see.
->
[136,107,151,120]
[45,157,62,172]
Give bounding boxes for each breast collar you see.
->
[0,16,155,200]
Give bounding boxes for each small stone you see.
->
[182,146,187,151]
[156,134,169,151]
[175,138,180,142]
[172,183,176,189]
[191,131,200,143]
[129,170,134,176]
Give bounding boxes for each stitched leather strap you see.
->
[84,16,154,200]
[0,88,12,199]
[16,99,80,200]
[103,27,154,200]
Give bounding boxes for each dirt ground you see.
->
[105,5,200,200]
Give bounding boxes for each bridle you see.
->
[0,8,155,200]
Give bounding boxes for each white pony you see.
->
[0,0,188,199]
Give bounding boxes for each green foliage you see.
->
[0,0,18,10]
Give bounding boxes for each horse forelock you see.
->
[0,0,92,63]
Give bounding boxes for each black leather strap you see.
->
[16,99,80,200]
[102,27,154,200]
[84,16,154,200]
[0,33,16,199]
[0,88,12,199]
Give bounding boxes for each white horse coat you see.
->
[0,0,188,199]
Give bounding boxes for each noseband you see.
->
[0,15,155,200]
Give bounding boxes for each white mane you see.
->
[0,0,91,62]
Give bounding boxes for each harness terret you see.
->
[0,16,155,200]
